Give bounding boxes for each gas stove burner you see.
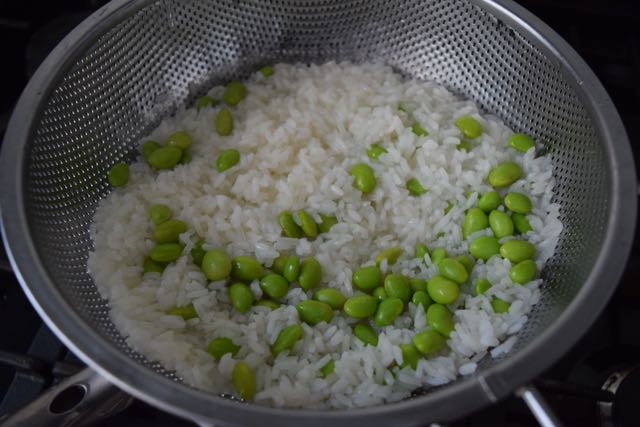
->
[598,365,640,427]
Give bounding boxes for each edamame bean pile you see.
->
[89,62,563,409]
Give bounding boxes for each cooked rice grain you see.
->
[88,62,562,408]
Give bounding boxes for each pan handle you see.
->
[0,370,564,427]
[0,367,133,427]
[516,385,563,427]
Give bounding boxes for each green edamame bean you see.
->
[201,249,232,281]
[350,163,376,194]
[455,115,483,138]
[512,213,533,234]
[478,191,501,213]
[177,148,195,164]
[415,243,429,260]
[508,133,535,152]
[216,149,240,172]
[500,239,535,263]
[444,201,454,214]
[343,295,378,318]
[373,286,388,301]
[314,288,346,310]
[143,257,165,274]
[107,162,129,187]
[463,207,489,239]
[149,243,183,262]
[438,258,469,284]
[153,219,188,243]
[488,161,522,188]
[469,236,501,261]
[426,304,454,337]
[320,360,335,377]
[168,303,198,320]
[456,140,471,152]
[299,257,322,290]
[232,361,256,401]
[271,324,303,356]
[406,178,428,196]
[229,282,254,313]
[413,329,445,356]
[166,130,192,150]
[215,107,234,136]
[296,300,333,325]
[317,214,338,233]
[271,254,288,275]
[352,265,383,291]
[353,323,378,346]
[149,204,172,225]
[232,256,264,281]
[294,210,318,238]
[259,65,273,77]
[475,278,492,295]
[454,255,474,273]
[400,343,420,369]
[411,122,428,136]
[489,210,514,239]
[207,337,240,361]
[147,146,183,169]
[412,291,432,310]
[223,81,247,106]
[283,255,300,282]
[141,140,160,160]
[278,211,304,238]
[259,274,289,299]
[189,239,204,267]
[431,247,447,265]
[181,151,192,164]
[196,95,219,110]
[510,259,537,284]
[175,150,193,168]
[179,150,192,164]
[491,297,510,314]
[504,192,532,214]
[426,275,460,304]
[409,278,428,293]
[255,299,280,310]
[367,143,387,160]
[375,247,403,266]
[374,297,404,327]
[384,274,411,303]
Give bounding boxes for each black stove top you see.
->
[1,1,640,426]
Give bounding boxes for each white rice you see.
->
[87,62,562,409]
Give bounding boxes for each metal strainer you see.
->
[0,0,636,425]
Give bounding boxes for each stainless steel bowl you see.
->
[0,0,635,425]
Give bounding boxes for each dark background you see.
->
[1,0,640,426]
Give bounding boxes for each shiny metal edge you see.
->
[470,0,637,402]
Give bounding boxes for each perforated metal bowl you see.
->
[0,0,636,425]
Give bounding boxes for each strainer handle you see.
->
[516,385,563,427]
[0,367,133,427]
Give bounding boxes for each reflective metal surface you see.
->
[0,368,132,427]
